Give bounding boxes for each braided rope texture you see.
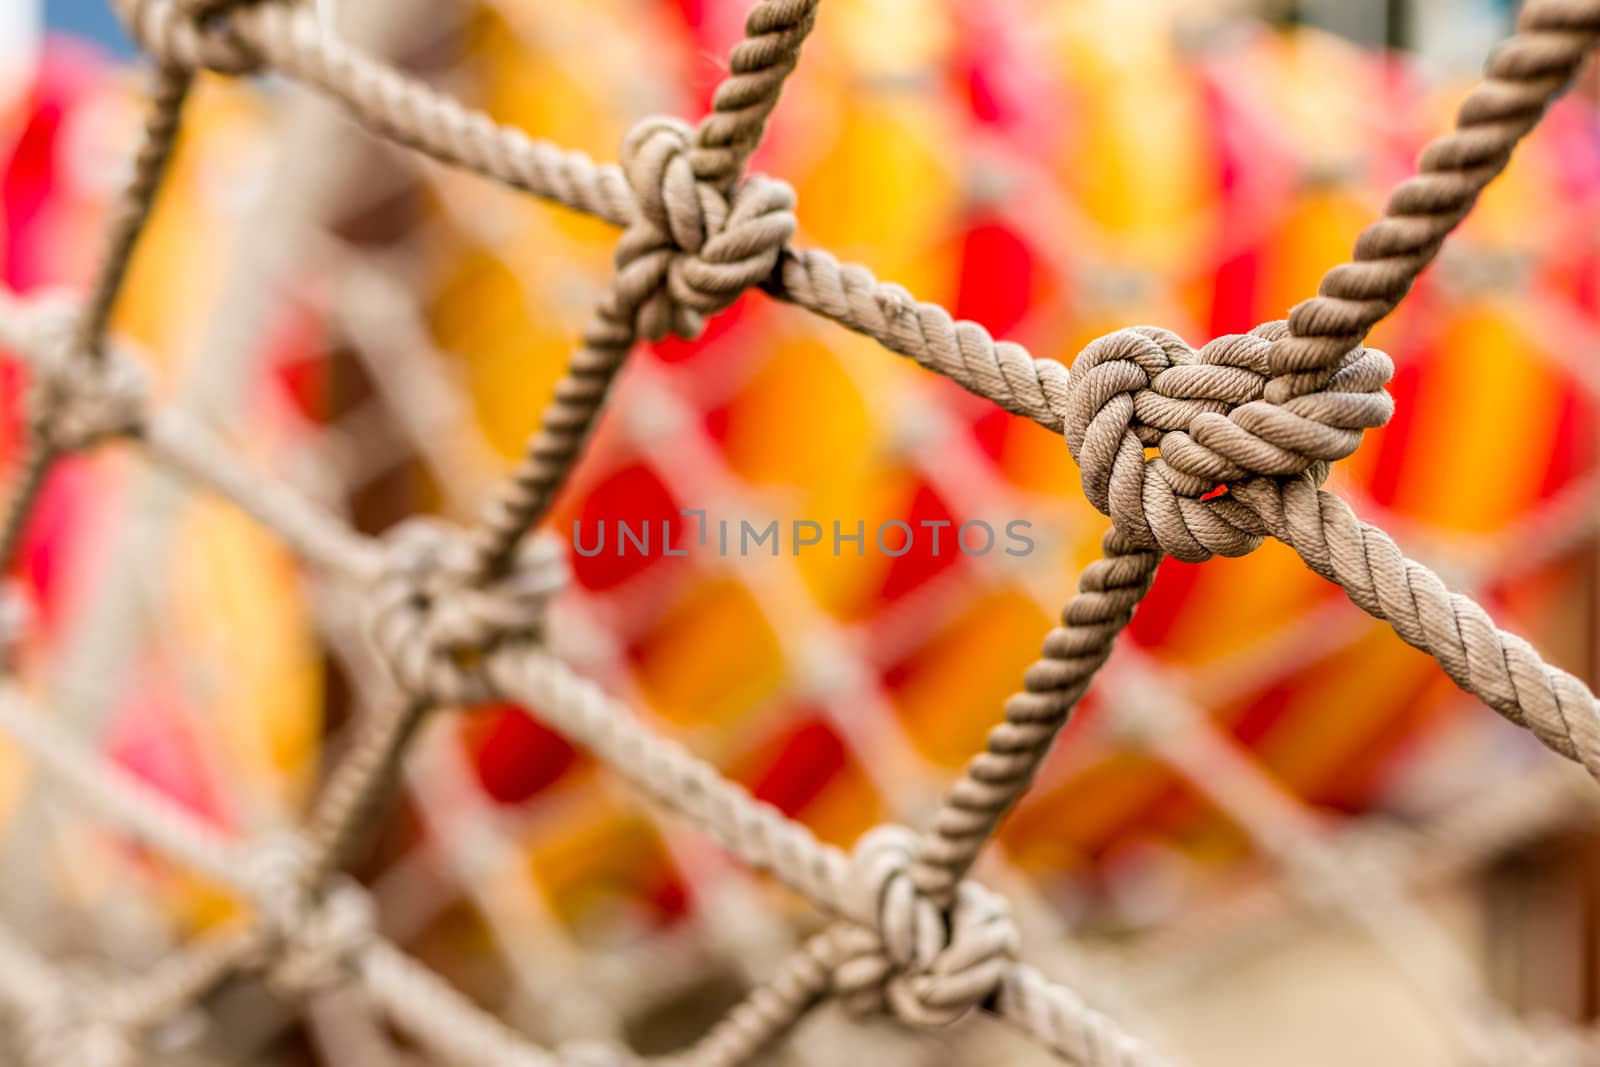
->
[0,1,1595,1066]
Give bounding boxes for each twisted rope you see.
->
[0,67,188,569]
[462,2,821,579]
[689,0,819,189]
[911,530,1159,904]
[465,119,796,578]
[0,1,1595,1066]
[1265,0,1600,400]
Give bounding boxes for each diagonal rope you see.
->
[286,6,823,927]
[462,0,818,579]
[0,67,190,572]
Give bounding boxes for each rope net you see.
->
[0,0,1599,1064]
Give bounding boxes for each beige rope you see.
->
[301,693,430,883]
[910,530,1159,904]
[102,0,1600,781]
[1264,0,1600,401]
[1234,476,1600,778]
[464,52,805,578]
[650,932,836,1067]
[0,66,188,569]
[485,645,850,909]
[0,1,1595,1065]
[689,0,819,189]
[304,7,822,938]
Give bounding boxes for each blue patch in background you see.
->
[43,0,137,59]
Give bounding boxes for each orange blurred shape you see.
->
[881,587,1052,767]
[628,577,785,728]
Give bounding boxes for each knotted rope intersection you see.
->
[0,0,1595,1065]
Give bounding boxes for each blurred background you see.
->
[2,0,1600,1064]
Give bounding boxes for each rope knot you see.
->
[27,313,147,451]
[832,825,1017,1028]
[1065,321,1393,562]
[367,518,566,705]
[614,117,796,342]
[116,0,266,75]
[243,834,377,999]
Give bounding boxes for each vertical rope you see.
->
[303,696,430,883]
[462,3,818,580]
[910,530,1161,906]
[1264,0,1600,400]
[72,68,194,367]
[689,0,820,190]
[0,68,192,570]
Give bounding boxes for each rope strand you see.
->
[0,1,1596,1065]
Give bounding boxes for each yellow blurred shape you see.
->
[802,769,884,848]
[0,732,27,836]
[990,414,1085,497]
[791,463,911,618]
[887,587,1052,766]
[470,8,626,188]
[1252,623,1440,796]
[432,248,567,458]
[719,337,872,486]
[1258,189,1375,325]
[526,807,672,932]
[794,97,958,300]
[1394,306,1560,533]
[632,577,785,728]
[169,497,321,815]
[1053,1,1214,269]
[829,0,953,75]
[117,79,270,374]
[1155,544,1335,668]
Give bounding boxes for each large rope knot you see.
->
[613,118,796,342]
[831,826,1018,1028]
[243,834,377,1000]
[25,309,147,452]
[115,0,267,75]
[1065,321,1393,562]
[367,518,566,705]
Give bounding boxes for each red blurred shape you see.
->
[702,402,731,444]
[1224,678,1297,751]
[745,713,846,817]
[568,462,686,592]
[1208,244,1261,339]
[263,299,330,422]
[645,866,692,922]
[2,42,106,291]
[1125,558,1203,648]
[953,216,1042,339]
[649,292,752,365]
[969,406,1010,463]
[664,0,750,114]
[0,358,27,463]
[1537,370,1597,500]
[952,29,1023,129]
[877,482,962,605]
[105,684,229,832]
[467,703,580,805]
[13,460,94,633]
